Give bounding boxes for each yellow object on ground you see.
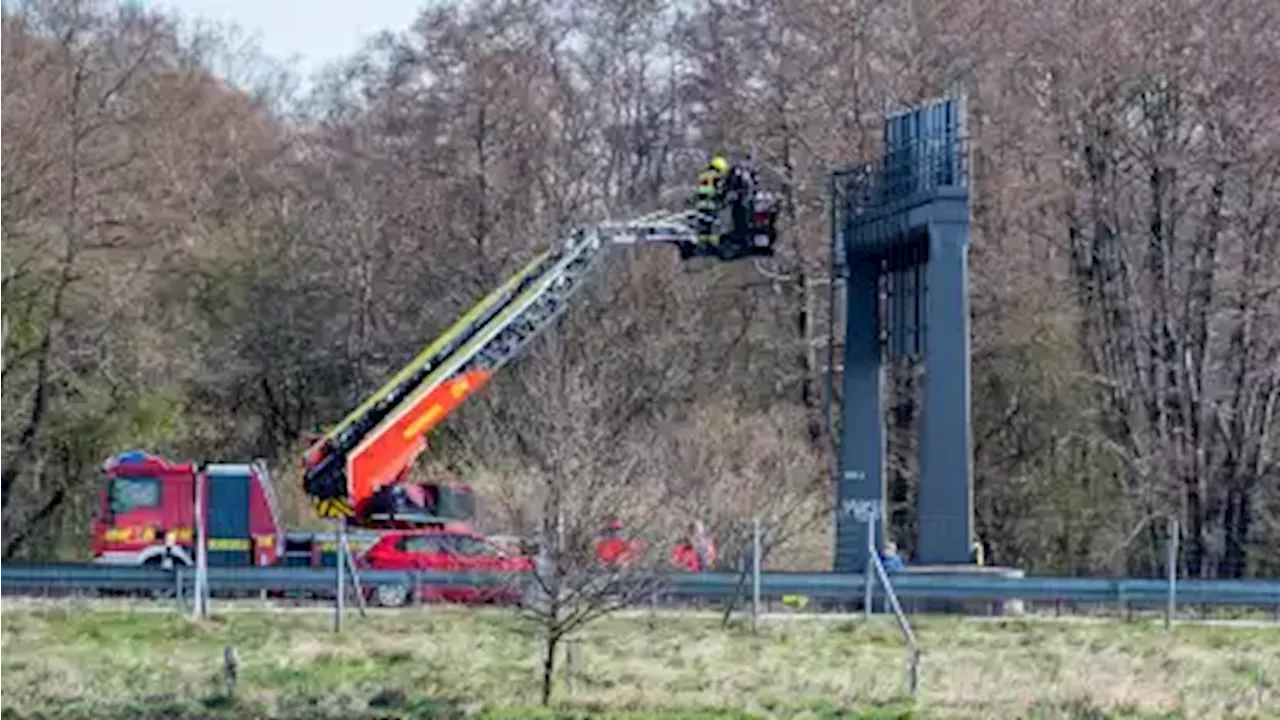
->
[782,594,810,610]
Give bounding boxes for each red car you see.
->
[359,529,533,607]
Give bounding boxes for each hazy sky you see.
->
[144,0,426,79]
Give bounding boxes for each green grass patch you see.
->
[2,601,1277,719]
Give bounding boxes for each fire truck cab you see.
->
[91,450,284,568]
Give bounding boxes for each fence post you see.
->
[334,518,345,633]
[869,540,920,698]
[1166,516,1179,630]
[192,467,210,621]
[864,513,875,620]
[752,517,761,632]
[908,647,921,698]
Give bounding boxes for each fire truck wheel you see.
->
[374,583,410,608]
[142,555,179,599]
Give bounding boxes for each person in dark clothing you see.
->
[726,162,753,240]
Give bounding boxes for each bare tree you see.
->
[458,326,678,704]
[3,1,200,556]
[651,399,829,571]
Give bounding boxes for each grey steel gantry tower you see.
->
[828,94,974,571]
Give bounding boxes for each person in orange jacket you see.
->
[671,520,715,572]
[596,518,646,568]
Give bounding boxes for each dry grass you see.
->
[1,600,1277,719]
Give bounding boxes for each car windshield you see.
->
[107,476,161,514]
[401,535,448,553]
[451,536,500,556]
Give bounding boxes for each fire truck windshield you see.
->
[106,476,161,515]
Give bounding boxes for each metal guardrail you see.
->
[3,563,1279,609]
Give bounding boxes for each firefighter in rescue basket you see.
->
[694,156,729,245]
[684,153,778,261]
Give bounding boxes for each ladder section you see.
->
[597,210,701,245]
[307,249,557,460]
[314,228,612,516]
[302,250,562,505]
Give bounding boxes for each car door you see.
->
[389,534,445,602]
[433,534,489,602]
[364,535,412,569]
[407,535,458,568]
[452,534,524,602]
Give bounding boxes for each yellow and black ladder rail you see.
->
[303,207,713,508]
[351,227,612,443]
[448,228,611,379]
[304,247,563,464]
[321,209,705,460]
[303,229,614,506]
[319,206,704,465]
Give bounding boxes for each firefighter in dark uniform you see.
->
[695,156,729,246]
[722,158,757,246]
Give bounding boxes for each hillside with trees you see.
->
[3,0,1277,579]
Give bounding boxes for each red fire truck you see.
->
[90,449,475,568]
[93,218,741,568]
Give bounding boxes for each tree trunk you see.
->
[1221,487,1252,579]
[1185,487,1207,578]
[541,631,559,706]
[796,272,823,444]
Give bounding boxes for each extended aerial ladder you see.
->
[302,200,778,526]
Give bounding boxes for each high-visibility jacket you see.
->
[697,168,723,201]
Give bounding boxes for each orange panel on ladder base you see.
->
[346,369,494,516]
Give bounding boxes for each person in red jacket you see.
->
[671,520,715,572]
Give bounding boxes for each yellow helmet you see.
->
[710,156,728,172]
